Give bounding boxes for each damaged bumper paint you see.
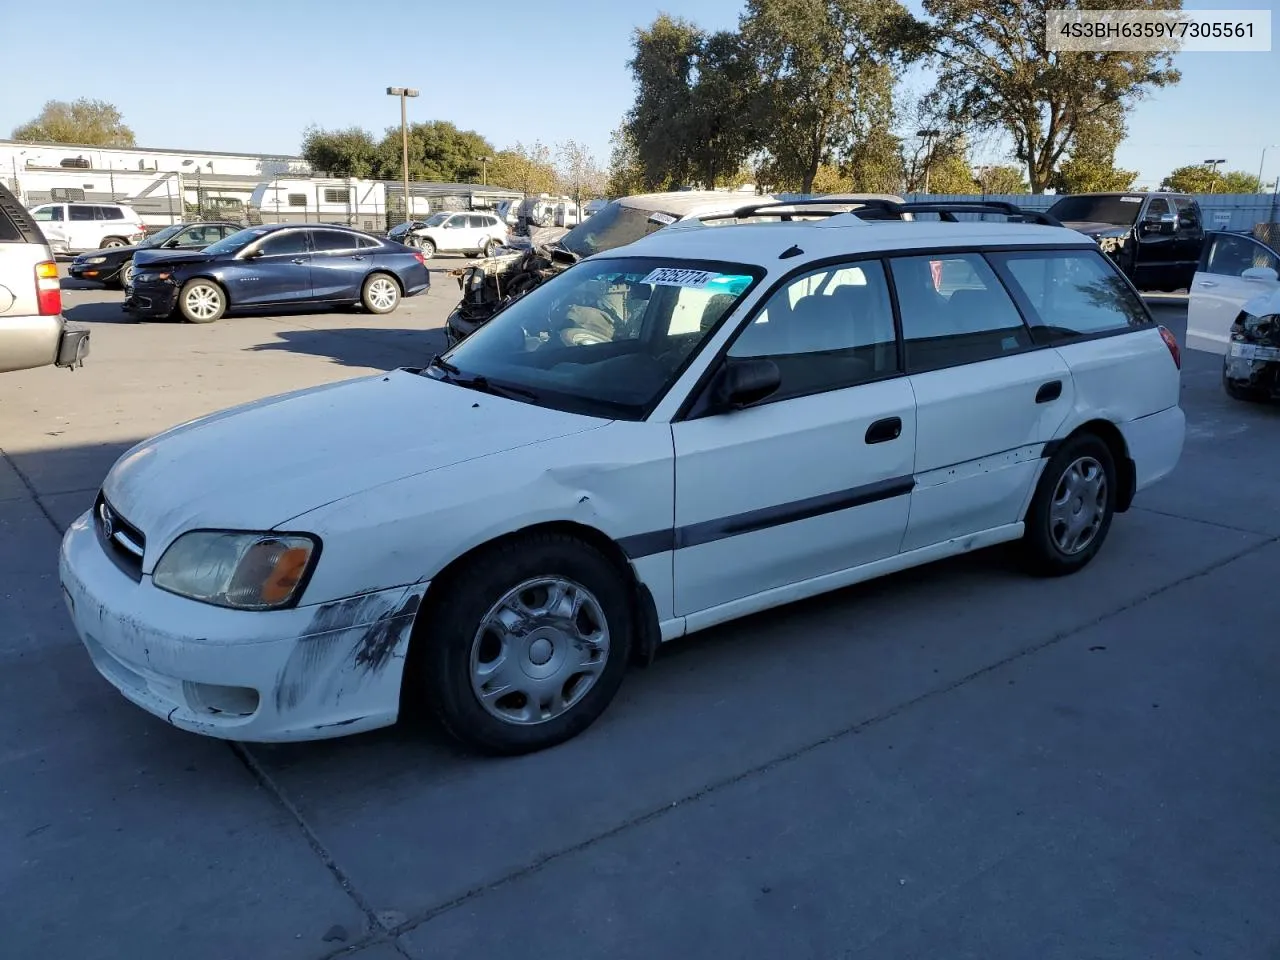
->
[58,510,428,742]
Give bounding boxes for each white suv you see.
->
[28,202,146,255]
[404,211,508,258]
[59,201,1184,753]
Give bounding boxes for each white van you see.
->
[28,202,146,254]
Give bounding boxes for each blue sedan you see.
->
[123,223,431,323]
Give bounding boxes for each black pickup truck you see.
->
[1046,192,1206,292]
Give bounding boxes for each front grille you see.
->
[95,492,146,581]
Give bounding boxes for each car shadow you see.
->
[248,326,447,369]
[60,277,107,292]
[62,300,143,325]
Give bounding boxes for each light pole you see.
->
[478,155,492,187]
[916,128,940,194]
[386,86,419,225]
[1204,157,1226,193]
[1257,145,1278,194]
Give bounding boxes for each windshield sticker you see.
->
[642,267,721,287]
[647,212,678,225]
[1120,197,1143,203]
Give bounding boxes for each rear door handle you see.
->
[1035,380,1062,404]
[350,255,366,261]
[865,417,902,444]
[291,257,308,264]
[1197,279,1217,288]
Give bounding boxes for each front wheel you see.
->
[101,237,128,249]
[416,533,633,754]
[178,279,226,323]
[1021,434,1117,577]
[362,273,401,314]
[1223,374,1269,403]
[118,259,134,290]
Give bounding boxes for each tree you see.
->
[1049,102,1136,192]
[740,0,915,193]
[685,30,759,188]
[555,140,607,202]
[487,141,558,196]
[300,126,379,178]
[624,15,704,189]
[1162,165,1262,194]
[373,120,494,182]
[975,164,1029,194]
[12,98,135,147]
[928,152,979,193]
[915,0,1181,192]
[606,125,646,196]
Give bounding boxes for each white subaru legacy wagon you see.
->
[59,202,1186,754]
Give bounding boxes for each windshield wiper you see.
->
[426,355,539,402]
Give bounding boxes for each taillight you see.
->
[1158,325,1181,369]
[413,252,427,266]
[35,261,61,316]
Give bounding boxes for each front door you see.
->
[223,229,313,306]
[888,251,1073,553]
[671,259,915,618]
[1133,195,1177,290]
[1187,232,1280,354]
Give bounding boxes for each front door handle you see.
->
[350,254,366,261]
[865,417,902,444]
[291,257,307,264]
[1035,380,1063,404]
[1197,279,1217,288]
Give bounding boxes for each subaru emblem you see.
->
[99,502,114,540]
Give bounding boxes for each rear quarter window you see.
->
[990,249,1150,344]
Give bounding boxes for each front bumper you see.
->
[1223,347,1280,398]
[123,282,179,317]
[59,510,429,742]
[69,262,120,283]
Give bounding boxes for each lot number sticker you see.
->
[642,267,719,287]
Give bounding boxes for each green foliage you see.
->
[301,126,379,178]
[928,152,979,193]
[975,164,1029,194]
[606,126,648,196]
[301,120,495,183]
[1049,103,1136,192]
[12,98,136,147]
[487,142,558,195]
[916,0,1181,192]
[1162,165,1263,194]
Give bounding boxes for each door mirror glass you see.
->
[712,358,781,410]
[1242,266,1279,282]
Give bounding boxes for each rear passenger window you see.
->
[728,260,899,400]
[103,207,125,220]
[888,253,1030,373]
[993,250,1149,342]
[310,229,357,252]
[69,206,95,221]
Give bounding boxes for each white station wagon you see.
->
[59,201,1186,754]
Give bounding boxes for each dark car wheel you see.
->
[178,279,226,323]
[1223,375,1270,403]
[1021,433,1117,577]
[361,273,401,314]
[415,533,633,755]
[118,259,134,290]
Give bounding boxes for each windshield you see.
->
[558,200,678,258]
[201,226,270,256]
[423,212,450,227]
[1047,195,1144,226]
[139,224,184,248]
[436,256,763,419]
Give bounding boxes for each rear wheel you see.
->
[1021,433,1116,577]
[361,273,401,314]
[101,236,128,249]
[1223,375,1269,403]
[416,533,633,754]
[178,279,226,323]
[480,238,499,258]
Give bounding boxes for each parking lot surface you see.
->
[2,274,1278,959]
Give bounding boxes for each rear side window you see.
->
[69,206,95,221]
[310,229,357,252]
[102,207,125,220]
[888,252,1030,373]
[991,249,1149,342]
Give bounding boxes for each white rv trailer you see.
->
[249,178,523,233]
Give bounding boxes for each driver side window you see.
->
[1205,234,1279,277]
[258,231,309,257]
[728,260,899,401]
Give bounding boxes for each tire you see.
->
[361,273,401,314]
[177,279,226,323]
[113,259,134,290]
[480,238,499,258]
[1223,376,1268,403]
[418,238,436,259]
[417,533,633,754]
[101,236,128,249]
[1021,433,1117,577]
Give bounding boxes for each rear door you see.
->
[672,258,915,620]
[67,204,98,251]
[308,229,368,299]
[991,245,1178,429]
[1187,232,1280,354]
[1171,197,1204,287]
[890,251,1073,553]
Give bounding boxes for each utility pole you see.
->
[387,87,419,224]
[916,128,940,195]
[478,156,492,186]
[1203,158,1226,193]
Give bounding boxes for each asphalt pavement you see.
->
[1,273,1277,960]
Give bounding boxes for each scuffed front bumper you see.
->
[59,511,429,742]
[123,282,179,318]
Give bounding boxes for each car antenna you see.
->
[780,245,804,259]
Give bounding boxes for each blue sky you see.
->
[2,0,1277,189]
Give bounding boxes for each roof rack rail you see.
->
[894,201,1063,227]
[698,197,903,222]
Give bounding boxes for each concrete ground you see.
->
[1,270,1277,960]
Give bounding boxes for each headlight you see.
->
[134,271,172,283]
[153,531,319,610]
[85,256,108,264]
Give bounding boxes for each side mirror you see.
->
[243,247,264,259]
[163,237,181,248]
[711,358,781,411]
[1242,266,1279,282]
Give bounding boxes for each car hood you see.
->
[1060,221,1131,239]
[76,243,139,260]
[131,249,213,268]
[101,369,607,565]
